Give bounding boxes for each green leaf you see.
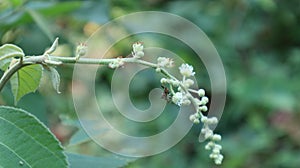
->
[10,64,43,104]
[48,66,61,94]
[61,118,108,146]
[27,9,54,41]
[66,152,135,168]
[0,44,24,71]
[0,106,68,168]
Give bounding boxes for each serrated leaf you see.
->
[48,67,61,94]
[66,152,135,168]
[0,106,68,168]
[0,44,24,71]
[10,64,43,104]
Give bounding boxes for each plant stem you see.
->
[0,61,28,91]
[0,55,177,92]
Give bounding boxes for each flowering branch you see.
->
[0,39,223,165]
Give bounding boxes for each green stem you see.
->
[0,60,28,91]
[0,55,177,93]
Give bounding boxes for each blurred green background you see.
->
[1,0,300,167]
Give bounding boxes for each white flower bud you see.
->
[199,105,208,112]
[182,99,191,106]
[76,43,87,59]
[209,153,218,159]
[214,144,222,150]
[204,129,213,139]
[135,51,144,58]
[193,118,200,124]
[157,57,174,68]
[156,68,161,72]
[215,154,223,165]
[208,117,218,125]
[205,144,211,150]
[194,112,200,118]
[212,148,220,154]
[205,141,215,150]
[189,114,196,122]
[201,116,208,123]
[160,78,168,84]
[198,89,205,97]
[183,79,194,88]
[212,134,222,141]
[201,96,209,104]
[170,80,179,87]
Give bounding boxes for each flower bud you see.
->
[198,89,205,97]
[199,105,208,112]
[201,96,209,104]
[212,134,222,141]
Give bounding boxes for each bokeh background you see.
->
[1,0,300,167]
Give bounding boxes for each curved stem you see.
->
[0,61,26,91]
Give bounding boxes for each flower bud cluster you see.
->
[179,63,195,77]
[132,42,144,58]
[157,57,174,68]
[108,57,124,69]
[76,43,87,60]
[201,116,223,165]
[158,60,223,165]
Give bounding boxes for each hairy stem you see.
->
[0,55,178,93]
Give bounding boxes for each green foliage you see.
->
[46,66,61,94]
[1,0,300,167]
[66,153,134,168]
[10,64,43,104]
[0,44,24,70]
[0,106,68,168]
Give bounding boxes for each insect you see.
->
[161,85,172,102]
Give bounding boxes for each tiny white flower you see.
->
[133,42,143,53]
[132,42,144,58]
[172,92,184,106]
[179,63,195,77]
[198,89,205,97]
[157,57,174,68]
